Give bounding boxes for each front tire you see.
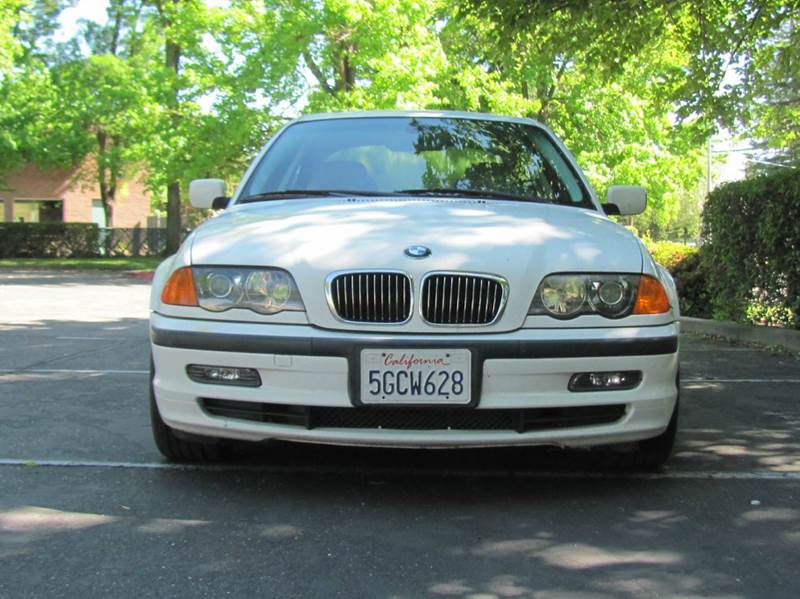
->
[595,374,679,472]
[632,396,678,471]
[150,360,223,462]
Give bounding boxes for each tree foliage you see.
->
[457,0,796,133]
[748,15,800,166]
[1,0,795,243]
[0,0,25,72]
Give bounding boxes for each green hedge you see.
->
[0,222,100,258]
[646,240,712,318]
[648,241,697,271]
[702,169,800,329]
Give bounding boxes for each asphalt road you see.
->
[0,270,798,599]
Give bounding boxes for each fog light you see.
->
[186,364,261,387]
[568,370,642,392]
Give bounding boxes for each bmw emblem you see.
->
[404,245,431,259]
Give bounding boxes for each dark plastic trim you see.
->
[152,326,677,359]
[212,196,230,210]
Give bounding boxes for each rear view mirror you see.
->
[604,185,647,216]
[189,179,227,209]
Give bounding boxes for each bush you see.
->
[702,169,800,329]
[670,250,713,319]
[647,240,697,271]
[0,222,100,258]
[645,240,712,318]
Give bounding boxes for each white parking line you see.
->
[683,378,800,384]
[0,458,798,480]
[56,336,112,341]
[0,368,148,375]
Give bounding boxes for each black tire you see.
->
[592,374,679,472]
[150,360,223,462]
[631,395,679,471]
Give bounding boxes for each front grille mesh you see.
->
[422,274,505,325]
[200,399,627,433]
[329,271,412,323]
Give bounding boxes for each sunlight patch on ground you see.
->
[0,372,105,383]
[136,518,210,534]
[471,538,682,571]
[536,543,682,570]
[0,506,117,533]
[736,508,800,524]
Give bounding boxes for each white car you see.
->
[149,110,680,469]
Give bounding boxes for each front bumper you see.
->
[150,312,679,448]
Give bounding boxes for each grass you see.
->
[0,256,163,271]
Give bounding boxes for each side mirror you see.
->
[188,179,227,209]
[604,185,647,216]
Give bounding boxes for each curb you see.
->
[681,316,800,352]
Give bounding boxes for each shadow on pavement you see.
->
[1,465,798,598]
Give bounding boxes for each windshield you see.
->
[238,116,593,208]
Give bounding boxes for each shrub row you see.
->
[645,241,712,319]
[702,169,800,329]
[0,222,100,258]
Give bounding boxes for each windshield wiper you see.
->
[239,190,351,203]
[396,188,551,204]
[239,189,397,203]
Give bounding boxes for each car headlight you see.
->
[161,266,304,314]
[529,273,669,319]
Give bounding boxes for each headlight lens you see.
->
[538,275,588,317]
[529,273,646,319]
[192,267,304,314]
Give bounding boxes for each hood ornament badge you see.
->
[404,245,431,259]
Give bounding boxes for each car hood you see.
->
[190,197,643,331]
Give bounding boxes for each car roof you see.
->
[293,109,547,129]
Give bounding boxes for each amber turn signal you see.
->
[632,275,670,314]
[161,267,198,306]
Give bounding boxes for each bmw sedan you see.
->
[149,110,680,469]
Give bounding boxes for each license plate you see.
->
[360,349,471,405]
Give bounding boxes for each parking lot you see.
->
[1,269,798,598]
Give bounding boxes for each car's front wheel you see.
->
[150,360,224,462]
[594,374,679,472]
[633,395,678,471]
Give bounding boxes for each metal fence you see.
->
[98,228,168,257]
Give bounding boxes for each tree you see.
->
[225,0,448,112]
[146,0,280,251]
[4,0,791,245]
[51,54,152,225]
[151,0,184,252]
[0,0,25,73]
[748,16,800,167]
[455,0,797,136]
[0,0,75,184]
[38,0,159,226]
[430,6,706,237]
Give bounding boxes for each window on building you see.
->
[13,200,63,223]
[91,200,107,228]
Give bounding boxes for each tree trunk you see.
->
[164,8,182,255]
[109,0,125,56]
[166,181,181,252]
[96,131,114,227]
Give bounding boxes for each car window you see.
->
[240,117,592,208]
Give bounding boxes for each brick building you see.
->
[1,160,151,228]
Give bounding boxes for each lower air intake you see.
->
[200,399,626,433]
